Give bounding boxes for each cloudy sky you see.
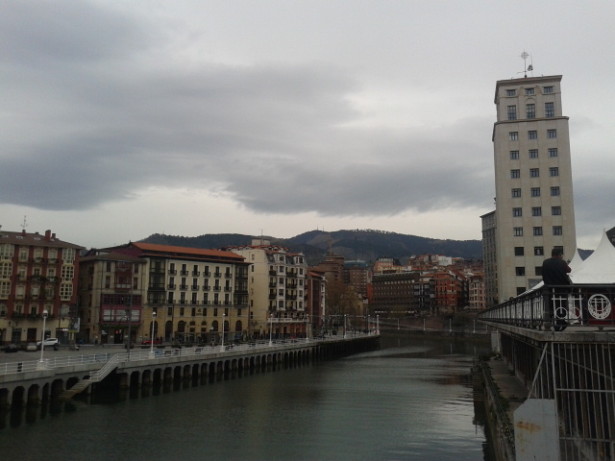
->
[1,1,613,251]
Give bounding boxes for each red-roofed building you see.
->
[80,242,249,345]
[0,229,83,346]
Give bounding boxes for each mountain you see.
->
[140,229,483,266]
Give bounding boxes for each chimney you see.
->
[45,230,51,240]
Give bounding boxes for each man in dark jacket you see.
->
[542,248,572,330]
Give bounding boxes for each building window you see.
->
[547,129,557,138]
[512,188,522,198]
[534,246,544,256]
[525,88,535,95]
[515,267,526,276]
[506,89,516,96]
[551,186,560,196]
[552,206,561,216]
[543,86,554,94]
[526,104,535,119]
[510,150,519,160]
[513,207,522,217]
[531,187,541,197]
[528,130,538,140]
[530,168,540,177]
[529,149,538,159]
[509,131,519,141]
[514,227,524,237]
[532,207,542,216]
[533,227,543,236]
[545,102,555,118]
[553,226,563,236]
[511,169,520,179]
[507,105,517,120]
[548,148,558,157]
[549,167,559,177]
[514,247,525,256]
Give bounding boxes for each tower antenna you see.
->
[519,51,533,78]
[20,215,27,231]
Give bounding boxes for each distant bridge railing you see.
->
[478,284,615,328]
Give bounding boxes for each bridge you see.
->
[478,284,615,461]
[0,333,380,409]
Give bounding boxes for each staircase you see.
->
[59,354,123,401]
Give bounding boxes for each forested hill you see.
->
[140,229,483,266]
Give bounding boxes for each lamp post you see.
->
[220,313,225,352]
[268,314,273,346]
[376,314,380,335]
[343,314,347,339]
[149,311,157,358]
[39,309,48,364]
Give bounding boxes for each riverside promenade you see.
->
[1,333,380,408]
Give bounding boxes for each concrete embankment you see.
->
[475,357,528,461]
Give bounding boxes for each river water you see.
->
[1,335,493,461]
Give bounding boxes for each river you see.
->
[0,334,493,461]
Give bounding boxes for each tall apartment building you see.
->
[78,250,146,345]
[227,239,308,339]
[0,229,83,345]
[98,242,250,344]
[483,75,577,303]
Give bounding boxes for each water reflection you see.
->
[1,334,492,461]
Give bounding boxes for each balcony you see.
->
[191,285,199,291]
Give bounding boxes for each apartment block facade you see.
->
[227,239,308,339]
[484,75,577,303]
[87,242,250,344]
[0,229,83,345]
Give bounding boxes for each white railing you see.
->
[0,333,374,377]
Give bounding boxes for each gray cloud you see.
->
[0,1,612,247]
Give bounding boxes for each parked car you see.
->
[141,339,162,346]
[26,342,38,351]
[37,337,59,349]
[3,343,19,353]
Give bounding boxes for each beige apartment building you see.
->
[228,239,308,339]
[483,75,577,304]
[79,242,249,345]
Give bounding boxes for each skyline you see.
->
[1,1,614,251]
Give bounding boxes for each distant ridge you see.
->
[140,229,483,266]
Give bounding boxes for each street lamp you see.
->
[376,314,380,335]
[268,314,273,346]
[39,309,48,364]
[343,314,347,339]
[220,313,226,352]
[149,311,157,358]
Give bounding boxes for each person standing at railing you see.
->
[542,248,572,331]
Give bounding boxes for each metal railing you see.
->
[478,284,615,328]
[0,333,375,377]
[529,342,615,461]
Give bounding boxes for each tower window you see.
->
[530,168,539,177]
[543,86,554,94]
[552,206,561,216]
[509,131,519,141]
[515,267,526,276]
[548,148,558,157]
[525,88,535,95]
[529,149,538,158]
[534,247,544,256]
[545,102,555,118]
[550,186,560,196]
[512,188,521,198]
[528,130,538,140]
[526,104,535,119]
[547,129,557,139]
[506,89,516,96]
[507,105,517,120]
[510,150,519,160]
[514,227,524,237]
[532,207,542,216]
[513,207,522,217]
[514,247,525,256]
[549,167,559,177]
[511,169,520,179]
[533,227,543,236]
